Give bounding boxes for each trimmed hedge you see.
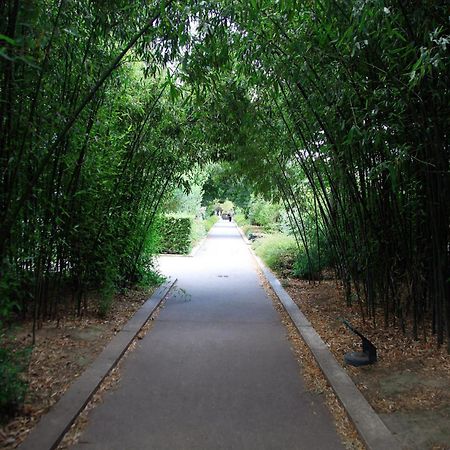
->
[159,216,193,254]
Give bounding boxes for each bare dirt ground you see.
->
[0,286,155,449]
[283,278,450,450]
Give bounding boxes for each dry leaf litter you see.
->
[284,278,450,450]
[1,286,158,449]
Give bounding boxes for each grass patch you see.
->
[234,214,258,237]
[204,214,219,232]
[191,215,219,248]
[252,233,298,275]
[233,214,247,227]
[191,218,206,247]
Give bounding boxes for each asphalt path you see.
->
[72,221,343,450]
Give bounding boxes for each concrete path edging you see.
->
[18,278,177,450]
[237,226,401,450]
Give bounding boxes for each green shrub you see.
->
[293,235,334,280]
[98,280,115,318]
[0,265,33,325]
[293,250,321,280]
[158,215,193,254]
[234,213,259,237]
[204,214,219,232]
[134,225,164,287]
[233,213,248,227]
[247,195,282,231]
[253,234,298,274]
[221,199,234,213]
[0,346,29,422]
[138,268,165,288]
[191,215,219,247]
[191,218,207,246]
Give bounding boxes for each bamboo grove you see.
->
[1,1,449,349]
[0,0,203,334]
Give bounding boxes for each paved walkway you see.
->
[73,221,343,449]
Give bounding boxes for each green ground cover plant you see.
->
[253,234,298,275]
[204,214,219,232]
[247,196,283,232]
[0,346,30,422]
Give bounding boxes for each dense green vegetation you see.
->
[1,0,449,418]
[158,215,193,254]
[252,233,297,275]
[0,345,29,422]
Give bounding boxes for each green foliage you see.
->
[139,270,165,289]
[233,214,248,227]
[242,224,256,237]
[165,185,204,217]
[0,345,30,422]
[202,163,252,210]
[222,200,234,213]
[0,269,21,324]
[136,228,165,288]
[247,196,282,231]
[97,280,116,319]
[204,214,219,232]
[293,237,334,281]
[0,0,448,351]
[253,234,298,275]
[191,218,207,246]
[158,216,193,254]
[0,0,200,324]
[293,250,321,281]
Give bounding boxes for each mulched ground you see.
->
[283,278,450,450]
[0,286,155,449]
[3,267,449,449]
